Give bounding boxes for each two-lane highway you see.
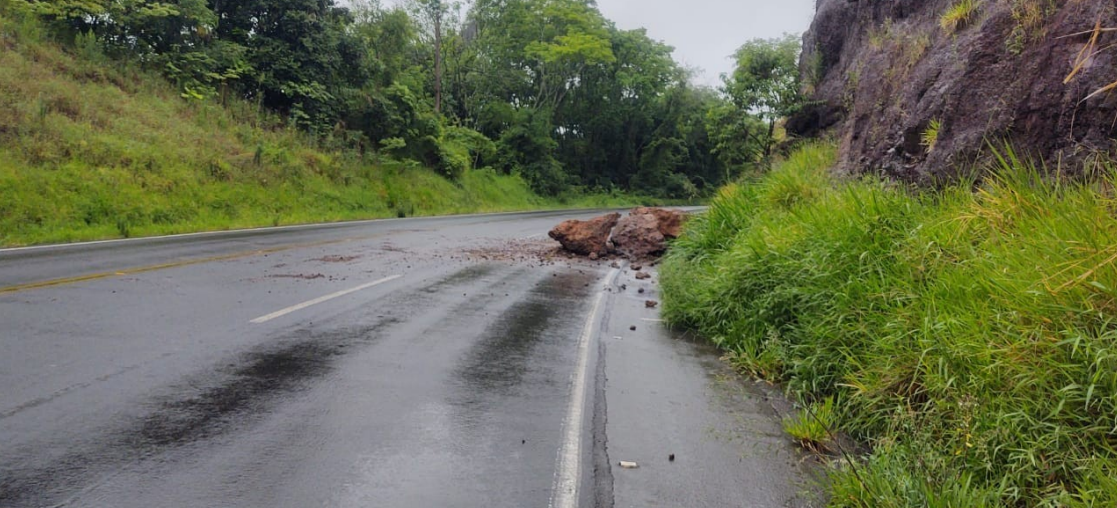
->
[0,210,819,507]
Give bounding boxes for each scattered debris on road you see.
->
[312,255,361,263]
[267,273,326,280]
[630,325,637,331]
[645,300,658,309]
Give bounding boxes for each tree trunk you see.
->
[433,4,443,115]
[764,118,776,161]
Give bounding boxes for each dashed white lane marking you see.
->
[641,318,665,322]
[525,233,546,240]
[550,268,621,508]
[249,275,402,324]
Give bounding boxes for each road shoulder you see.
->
[597,267,824,507]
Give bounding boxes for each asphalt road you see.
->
[0,210,819,508]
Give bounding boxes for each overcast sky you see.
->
[373,0,817,87]
[593,0,817,87]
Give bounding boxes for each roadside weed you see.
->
[662,141,1117,506]
[782,397,836,453]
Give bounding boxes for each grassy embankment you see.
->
[0,12,644,248]
[662,143,1117,506]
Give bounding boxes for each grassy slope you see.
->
[0,13,640,247]
[661,143,1117,507]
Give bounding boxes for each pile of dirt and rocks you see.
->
[795,0,1116,183]
[548,208,689,260]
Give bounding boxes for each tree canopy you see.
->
[7,0,804,197]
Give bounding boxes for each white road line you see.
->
[641,318,665,322]
[524,233,546,240]
[249,275,402,324]
[550,268,620,508]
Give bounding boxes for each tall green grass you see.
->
[0,10,645,247]
[662,142,1117,506]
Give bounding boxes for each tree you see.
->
[410,0,455,115]
[212,0,370,132]
[722,34,803,161]
[8,0,741,198]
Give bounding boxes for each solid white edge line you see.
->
[249,275,402,324]
[550,268,620,508]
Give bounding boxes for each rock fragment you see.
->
[631,207,687,239]
[611,213,666,259]
[548,213,620,257]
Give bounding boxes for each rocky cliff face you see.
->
[796,0,1117,182]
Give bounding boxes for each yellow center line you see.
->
[0,237,365,295]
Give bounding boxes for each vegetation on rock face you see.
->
[663,143,1117,506]
[940,0,980,34]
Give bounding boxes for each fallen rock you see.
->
[612,213,666,259]
[634,272,651,280]
[645,300,658,309]
[548,213,620,257]
[631,207,687,239]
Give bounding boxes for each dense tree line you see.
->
[9,0,802,197]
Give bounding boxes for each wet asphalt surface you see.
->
[0,210,820,507]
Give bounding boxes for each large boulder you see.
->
[611,213,666,259]
[631,207,687,239]
[548,213,620,257]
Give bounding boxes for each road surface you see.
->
[0,210,819,507]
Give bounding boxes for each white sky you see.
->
[370,0,818,87]
[593,0,817,87]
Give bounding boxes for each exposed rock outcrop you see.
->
[798,0,1117,182]
[548,213,620,257]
